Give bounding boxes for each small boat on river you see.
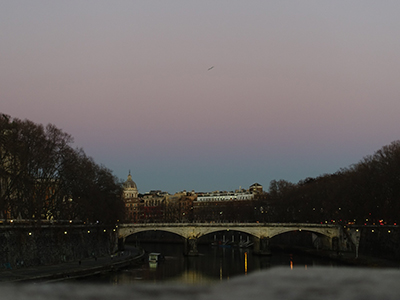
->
[239,236,253,248]
[148,253,161,262]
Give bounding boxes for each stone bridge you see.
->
[118,223,344,256]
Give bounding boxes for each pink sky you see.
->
[2,1,400,193]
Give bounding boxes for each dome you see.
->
[124,173,137,189]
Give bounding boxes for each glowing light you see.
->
[64,231,67,234]
[290,254,293,270]
[244,252,248,275]
[220,263,223,280]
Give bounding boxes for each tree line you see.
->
[263,141,400,225]
[0,114,124,224]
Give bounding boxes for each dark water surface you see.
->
[78,243,342,285]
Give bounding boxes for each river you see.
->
[78,242,343,285]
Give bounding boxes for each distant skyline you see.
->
[2,1,400,193]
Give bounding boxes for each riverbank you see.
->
[272,245,400,268]
[0,246,145,283]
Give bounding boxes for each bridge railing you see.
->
[118,222,341,228]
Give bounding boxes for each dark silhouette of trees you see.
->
[0,113,124,224]
[266,141,400,225]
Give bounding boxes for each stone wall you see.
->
[358,226,400,260]
[0,225,118,269]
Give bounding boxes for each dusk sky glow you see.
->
[2,1,400,193]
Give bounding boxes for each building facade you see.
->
[249,183,263,195]
[122,172,141,223]
[196,190,254,202]
[122,179,265,223]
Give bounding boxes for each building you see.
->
[196,190,254,202]
[142,191,165,222]
[123,172,142,223]
[193,186,258,222]
[249,183,263,194]
[164,191,196,222]
[123,172,138,199]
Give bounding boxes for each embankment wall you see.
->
[358,226,400,260]
[0,225,118,269]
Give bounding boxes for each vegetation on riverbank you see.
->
[0,113,125,224]
[260,141,400,225]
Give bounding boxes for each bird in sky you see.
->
[207,66,214,71]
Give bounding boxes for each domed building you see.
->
[123,172,138,199]
[123,172,141,222]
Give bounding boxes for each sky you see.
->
[1,1,400,194]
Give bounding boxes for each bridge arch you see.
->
[122,228,186,248]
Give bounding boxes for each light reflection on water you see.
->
[80,243,341,285]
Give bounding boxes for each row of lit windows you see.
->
[197,196,253,202]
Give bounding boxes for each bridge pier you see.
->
[347,229,361,258]
[318,235,334,251]
[118,237,126,251]
[184,237,199,256]
[253,236,271,255]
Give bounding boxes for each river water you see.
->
[78,243,342,285]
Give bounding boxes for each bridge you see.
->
[118,223,344,256]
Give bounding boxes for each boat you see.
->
[239,241,254,248]
[239,236,254,248]
[148,253,161,262]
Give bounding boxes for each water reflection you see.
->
[80,243,340,285]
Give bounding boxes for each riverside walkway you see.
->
[0,246,144,283]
